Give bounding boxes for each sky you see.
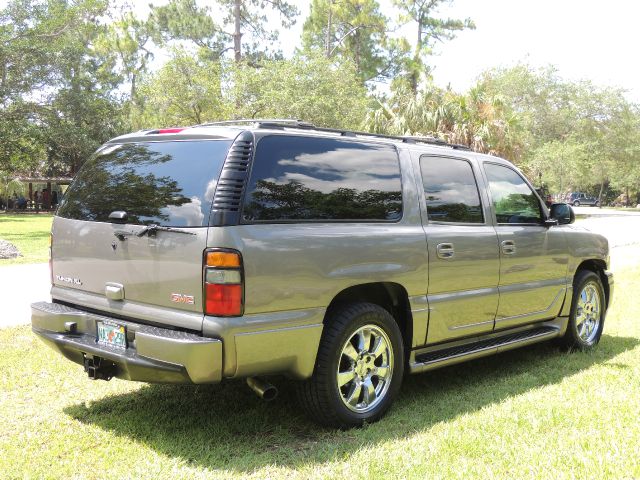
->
[273,0,640,101]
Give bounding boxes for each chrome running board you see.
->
[410,321,566,374]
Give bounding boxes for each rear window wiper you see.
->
[113,224,196,241]
[136,224,197,237]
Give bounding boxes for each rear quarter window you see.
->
[57,140,231,227]
[241,135,403,222]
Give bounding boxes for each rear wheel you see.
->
[297,302,404,428]
[561,270,605,350]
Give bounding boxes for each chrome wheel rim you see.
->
[576,282,601,344]
[336,324,394,413]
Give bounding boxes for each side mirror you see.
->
[549,203,575,225]
[108,210,128,224]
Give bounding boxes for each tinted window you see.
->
[242,136,403,222]
[57,140,231,226]
[484,163,542,224]
[420,156,483,223]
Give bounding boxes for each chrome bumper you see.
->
[31,302,222,384]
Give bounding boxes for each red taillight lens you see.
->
[205,284,242,316]
[203,248,243,317]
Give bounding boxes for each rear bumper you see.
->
[31,302,222,384]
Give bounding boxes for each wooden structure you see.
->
[4,176,73,211]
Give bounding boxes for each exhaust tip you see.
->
[246,377,278,401]
[262,385,278,402]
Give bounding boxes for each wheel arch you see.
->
[575,259,610,307]
[325,282,414,351]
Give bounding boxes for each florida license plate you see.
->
[97,321,127,348]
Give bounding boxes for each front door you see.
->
[419,155,501,344]
[482,162,569,330]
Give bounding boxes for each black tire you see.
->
[297,302,404,428]
[573,200,580,207]
[561,270,606,350]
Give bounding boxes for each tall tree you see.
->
[393,0,474,95]
[97,11,154,103]
[231,53,369,128]
[147,0,226,55]
[302,0,400,82]
[148,0,298,63]
[0,0,122,176]
[133,49,226,128]
[221,0,298,62]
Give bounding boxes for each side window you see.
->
[484,163,542,224]
[242,136,403,222]
[420,156,484,223]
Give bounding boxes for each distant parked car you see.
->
[566,192,600,207]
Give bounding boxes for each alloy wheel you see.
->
[336,324,394,413]
[576,282,601,344]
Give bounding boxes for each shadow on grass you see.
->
[65,334,639,472]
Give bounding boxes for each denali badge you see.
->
[171,293,195,305]
[56,275,83,286]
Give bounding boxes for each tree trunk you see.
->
[130,72,137,104]
[354,30,361,76]
[325,0,333,58]
[233,0,242,63]
[411,19,423,96]
[597,181,605,208]
[625,186,629,207]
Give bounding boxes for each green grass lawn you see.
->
[0,214,53,265]
[1,252,639,479]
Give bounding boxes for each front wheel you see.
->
[573,200,580,207]
[297,302,404,428]
[561,270,605,350]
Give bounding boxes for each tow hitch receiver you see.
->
[83,355,117,381]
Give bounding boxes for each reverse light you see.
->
[204,248,243,316]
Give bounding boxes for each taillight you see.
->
[49,233,53,285]
[203,249,243,316]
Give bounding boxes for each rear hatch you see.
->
[51,138,232,331]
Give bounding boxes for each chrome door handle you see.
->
[501,240,516,255]
[436,243,455,259]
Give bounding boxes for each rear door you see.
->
[419,155,500,344]
[481,162,568,329]
[52,139,232,330]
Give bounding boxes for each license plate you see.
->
[97,321,127,348]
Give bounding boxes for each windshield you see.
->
[57,140,232,227]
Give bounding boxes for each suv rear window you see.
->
[57,140,231,227]
[242,136,403,222]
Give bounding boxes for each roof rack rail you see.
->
[199,119,471,150]
[199,119,314,128]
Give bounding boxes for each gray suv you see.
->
[566,192,601,207]
[31,120,613,428]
